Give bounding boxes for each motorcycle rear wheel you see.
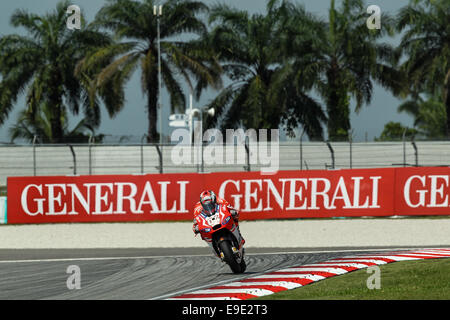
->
[219,241,243,274]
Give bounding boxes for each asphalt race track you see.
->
[0,246,445,300]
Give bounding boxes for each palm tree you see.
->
[375,121,418,141]
[204,0,327,140]
[397,95,446,139]
[396,0,450,138]
[9,102,104,143]
[82,0,222,143]
[0,1,118,143]
[283,0,403,141]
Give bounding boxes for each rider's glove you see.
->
[228,207,239,222]
[193,219,200,235]
[193,224,199,234]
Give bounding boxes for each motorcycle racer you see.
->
[192,190,244,256]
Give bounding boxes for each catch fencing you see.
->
[1,139,450,186]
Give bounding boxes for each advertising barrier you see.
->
[6,167,450,224]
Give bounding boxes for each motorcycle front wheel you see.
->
[239,257,247,273]
[219,241,244,274]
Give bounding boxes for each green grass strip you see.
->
[255,258,450,300]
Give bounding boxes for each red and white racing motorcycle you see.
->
[195,204,246,274]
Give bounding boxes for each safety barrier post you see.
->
[402,128,407,167]
[326,141,335,169]
[299,129,305,170]
[32,135,38,176]
[88,135,95,175]
[411,138,418,167]
[140,134,147,174]
[244,138,250,172]
[155,144,163,174]
[69,145,77,175]
[201,142,204,173]
[349,129,354,169]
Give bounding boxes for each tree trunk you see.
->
[48,72,64,144]
[326,67,351,142]
[50,104,64,143]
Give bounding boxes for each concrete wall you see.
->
[0,218,449,249]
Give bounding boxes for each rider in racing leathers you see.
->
[192,190,244,257]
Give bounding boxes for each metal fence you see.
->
[1,139,450,186]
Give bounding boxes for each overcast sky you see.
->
[0,0,414,143]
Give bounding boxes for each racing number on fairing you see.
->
[206,214,220,227]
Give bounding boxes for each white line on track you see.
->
[220,281,303,290]
[275,267,348,274]
[150,274,255,300]
[0,247,439,264]
[190,288,275,297]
